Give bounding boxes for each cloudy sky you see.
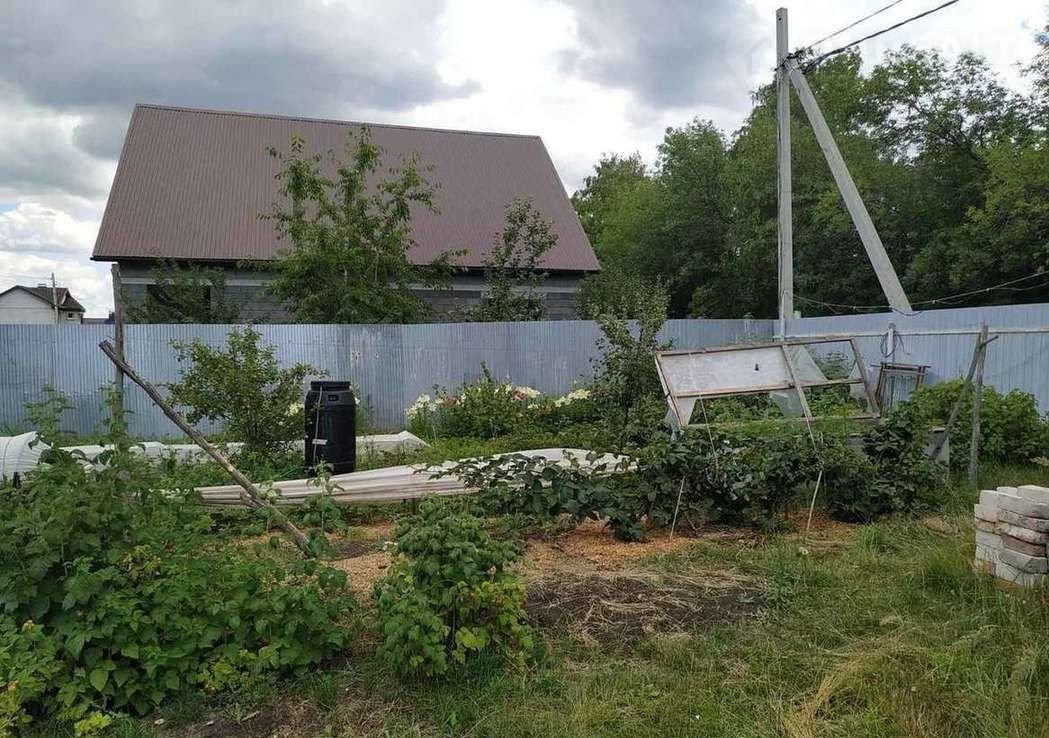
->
[1,0,1045,316]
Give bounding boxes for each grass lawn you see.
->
[89,493,1044,738]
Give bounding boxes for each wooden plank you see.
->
[98,339,315,558]
[785,58,912,313]
[968,324,989,488]
[110,264,125,423]
[779,343,813,420]
[657,335,857,357]
[849,337,881,416]
[930,332,999,459]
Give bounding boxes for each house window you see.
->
[67,312,75,319]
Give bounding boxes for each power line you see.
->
[801,0,907,53]
[794,271,1049,315]
[799,0,962,71]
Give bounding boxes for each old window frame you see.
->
[654,337,881,428]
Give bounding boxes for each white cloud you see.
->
[0,0,1044,318]
[0,202,99,254]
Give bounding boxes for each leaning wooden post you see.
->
[968,324,989,488]
[930,329,998,460]
[98,339,314,557]
[110,264,126,423]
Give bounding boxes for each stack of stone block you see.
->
[973,485,1049,588]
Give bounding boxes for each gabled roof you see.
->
[0,285,85,312]
[92,104,599,272]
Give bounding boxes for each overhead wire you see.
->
[797,0,962,71]
[800,0,907,52]
[793,271,1049,316]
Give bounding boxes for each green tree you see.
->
[589,279,670,444]
[570,153,647,245]
[469,198,557,322]
[125,261,241,324]
[166,326,318,455]
[263,127,457,323]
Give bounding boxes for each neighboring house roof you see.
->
[92,104,599,272]
[0,285,85,312]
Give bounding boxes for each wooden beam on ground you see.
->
[98,339,314,557]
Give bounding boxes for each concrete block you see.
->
[972,558,995,575]
[998,493,1049,520]
[996,486,1018,496]
[998,548,1048,574]
[1000,533,1047,558]
[997,523,1049,545]
[997,510,1049,533]
[995,561,1046,588]
[974,544,998,563]
[979,489,1000,507]
[1017,485,1049,504]
[973,503,998,522]
[975,530,1002,550]
[975,519,996,533]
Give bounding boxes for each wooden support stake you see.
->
[968,324,989,488]
[110,264,125,423]
[98,339,314,557]
[930,329,998,460]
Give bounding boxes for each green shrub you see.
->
[588,281,671,445]
[373,499,532,677]
[906,380,1049,467]
[167,325,320,455]
[406,365,539,439]
[821,404,946,521]
[439,451,642,541]
[639,431,819,530]
[0,619,63,736]
[0,432,355,723]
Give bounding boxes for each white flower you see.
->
[406,393,436,417]
[553,388,591,407]
[514,385,541,399]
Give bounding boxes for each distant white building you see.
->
[0,285,85,324]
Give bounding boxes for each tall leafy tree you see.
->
[571,153,647,246]
[573,28,1049,317]
[469,198,558,322]
[263,128,457,323]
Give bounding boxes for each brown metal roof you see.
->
[0,285,85,312]
[92,104,599,271]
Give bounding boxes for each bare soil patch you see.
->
[525,570,760,645]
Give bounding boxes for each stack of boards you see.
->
[195,449,627,507]
[973,485,1049,588]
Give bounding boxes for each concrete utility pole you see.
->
[784,57,913,314]
[50,272,59,324]
[776,7,793,335]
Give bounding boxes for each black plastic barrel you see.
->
[304,380,356,475]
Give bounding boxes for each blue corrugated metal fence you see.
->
[1,305,1046,437]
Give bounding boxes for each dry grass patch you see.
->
[525,569,760,645]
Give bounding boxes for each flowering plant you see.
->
[405,365,545,439]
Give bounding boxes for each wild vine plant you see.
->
[263,127,461,323]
